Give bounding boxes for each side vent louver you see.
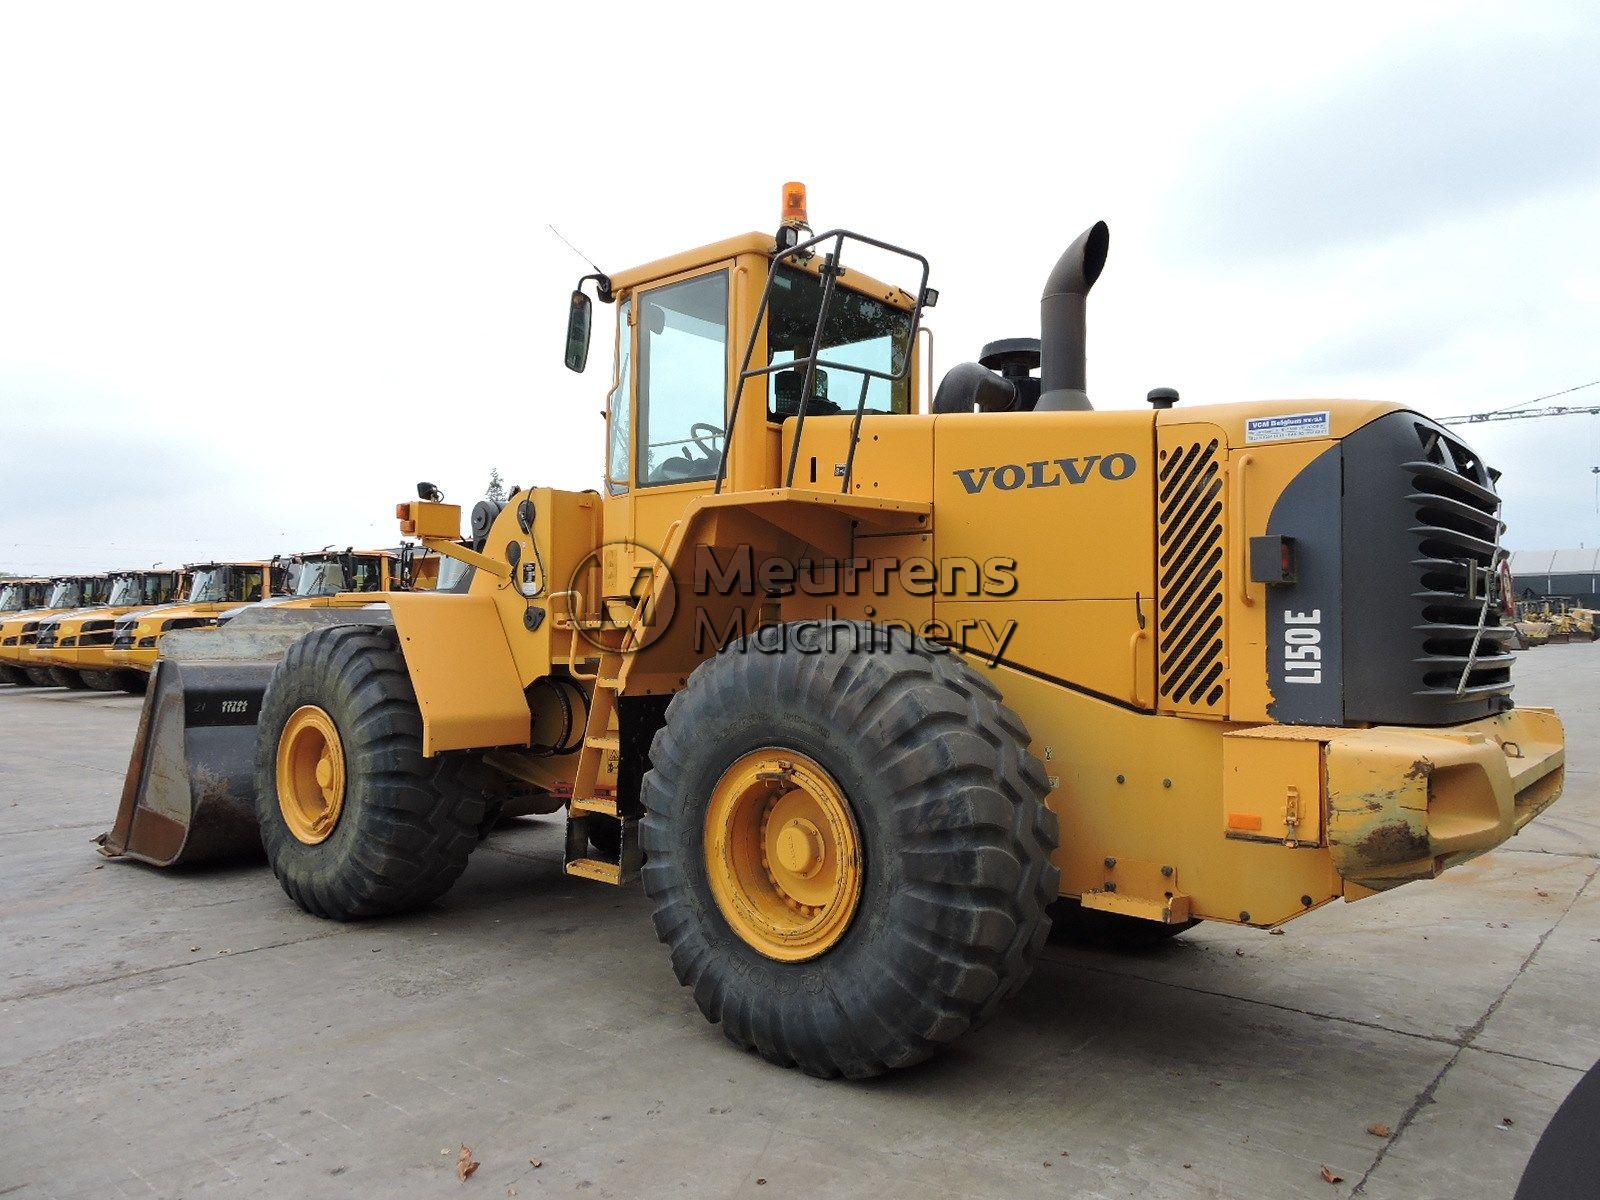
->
[1156,432,1228,715]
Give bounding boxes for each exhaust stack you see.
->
[1037,221,1109,412]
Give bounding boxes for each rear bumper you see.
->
[1223,707,1564,900]
[1325,707,1564,894]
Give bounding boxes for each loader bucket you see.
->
[98,608,393,867]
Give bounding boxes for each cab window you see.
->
[637,271,729,487]
[606,299,633,495]
[234,568,265,601]
[349,556,383,591]
[766,265,912,419]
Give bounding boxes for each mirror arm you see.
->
[578,272,614,304]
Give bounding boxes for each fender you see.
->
[388,591,530,755]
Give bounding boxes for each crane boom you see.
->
[1439,404,1600,425]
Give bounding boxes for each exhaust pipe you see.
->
[1037,221,1109,412]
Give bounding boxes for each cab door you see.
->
[601,261,734,603]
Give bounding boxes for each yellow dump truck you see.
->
[0,578,54,686]
[215,546,440,626]
[105,187,1564,1079]
[1,575,111,686]
[105,559,291,677]
[30,569,187,691]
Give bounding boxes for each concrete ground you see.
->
[1,648,1595,1200]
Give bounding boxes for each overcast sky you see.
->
[2,1,1597,574]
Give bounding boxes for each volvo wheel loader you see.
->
[103,186,1565,1079]
[1,575,111,686]
[31,568,186,691]
[0,578,53,686]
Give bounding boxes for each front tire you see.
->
[49,668,89,689]
[254,624,490,920]
[641,620,1059,1079]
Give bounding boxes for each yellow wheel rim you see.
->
[704,749,862,962]
[276,705,346,845]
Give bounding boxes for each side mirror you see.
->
[565,290,592,373]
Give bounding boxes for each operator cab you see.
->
[106,571,181,608]
[563,183,930,503]
[0,580,50,612]
[48,576,110,610]
[292,551,386,598]
[185,563,283,605]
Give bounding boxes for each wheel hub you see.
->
[704,750,862,962]
[276,705,346,845]
[774,817,825,878]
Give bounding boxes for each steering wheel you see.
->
[688,421,725,461]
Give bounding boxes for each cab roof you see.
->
[608,231,917,311]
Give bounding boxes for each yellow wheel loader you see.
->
[103,187,1565,1079]
[0,578,53,686]
[1,575,111,686]
[31,568,186,692]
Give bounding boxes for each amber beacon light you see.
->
[781,181,808,228]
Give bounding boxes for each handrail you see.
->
[1233,454,1255,607]
[713,228,931,497]
[548,589,600,681]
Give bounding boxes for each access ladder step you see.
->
[566,858,623,885]
[570,794,619,818]
[563,811,643,886]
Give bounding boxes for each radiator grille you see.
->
[1405,422,1514,705]
[1156,435,1227,714]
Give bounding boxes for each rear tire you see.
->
[49,668,89,689]
[1048,897,1197,950]
[641,620,1059,1079]
[80,670,121,692]
[254,624,490,920]
[24,668,56,686]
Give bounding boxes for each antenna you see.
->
[547,224,604,276]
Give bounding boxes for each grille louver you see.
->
[1156,434,1227,714]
